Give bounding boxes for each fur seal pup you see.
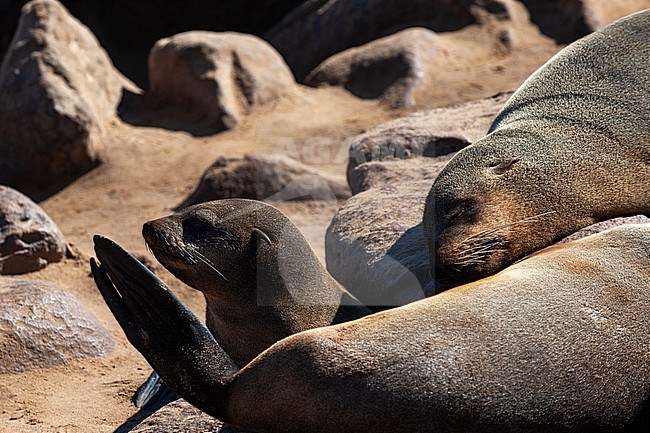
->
[132,199,370,409]
[424,10,650,281]
[141,199,370,366]
[93,221,650,432]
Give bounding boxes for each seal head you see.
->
[425,10,650,281]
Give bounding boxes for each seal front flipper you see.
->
[91,235,237,419]
[132,371,179,411]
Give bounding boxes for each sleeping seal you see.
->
[424,10,650,281]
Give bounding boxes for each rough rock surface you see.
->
[130,399,230,432]
[346,91,512,185]
[179,153,350,208]
[520,0,650,43]
[306,28,439,108]
[0,0,135,196]
[349,152,454,195]
[326,180,436,307]
[0,278,114,374]
[148,31,295,133]
[266,0,484,80]
[0,186,66,275]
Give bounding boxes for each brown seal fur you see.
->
[424,10,650,281]
[94,222,650,432]
[142,199,370,366]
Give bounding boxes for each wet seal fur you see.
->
[425,10,650,281]
[93,222,650,432]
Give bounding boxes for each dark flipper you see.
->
[91,235,237,420]
[132,371,179,411]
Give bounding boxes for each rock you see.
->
[346,91,512,186]
[558,215,650,244]
[179,153,350,208]
[325,180,437,307]
[0,278,114,374]
[130,399,230,432]
[147,31,295,133]
[266,0,486,80]
[0,186,66,275]
[519,0,650,44]
[0,0,136,196]
[306,28,439,108]
[349,155,454,195]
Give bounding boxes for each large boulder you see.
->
[0,278,114,373]
[265,0,481,80]
[0,0,135,196]
[130,399,229,432]
[306,28,439,108]
[346,91,512,187]
[147,31,295,133]
[179,153,349,208]
[0,186,66,274]
[519,0,650,43]
[325,180,436,307]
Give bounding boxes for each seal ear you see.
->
[252,228,272,246]
[491,157,520,175]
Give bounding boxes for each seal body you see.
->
[424,10,650,281]
[93,223,650,432]
[142,199,370,366]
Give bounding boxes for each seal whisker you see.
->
[190,249,229,282]
[462,211,557,243]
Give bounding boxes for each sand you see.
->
[0,32,564,433]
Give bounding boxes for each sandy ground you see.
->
[0,35,563,432]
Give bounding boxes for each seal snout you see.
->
[142,219,194,266]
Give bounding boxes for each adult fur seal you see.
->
[424,10,650,281]
[93,222,650,432]
[142,199,369,366]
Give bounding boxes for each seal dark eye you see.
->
[184,219,231,242]
[490,157,520,175]
[186,219,212,235]
[445,199,478,223]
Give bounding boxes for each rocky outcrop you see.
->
[325,180,437,307]
[0,0,135,196]
[147,32,295,133]
[306,28,439,108]
[0,278,114,373]
[265,0,480,80]
[130,399,227,432]
[179,153,349,208]
[346,91,512,188]
[0,186,66,275]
